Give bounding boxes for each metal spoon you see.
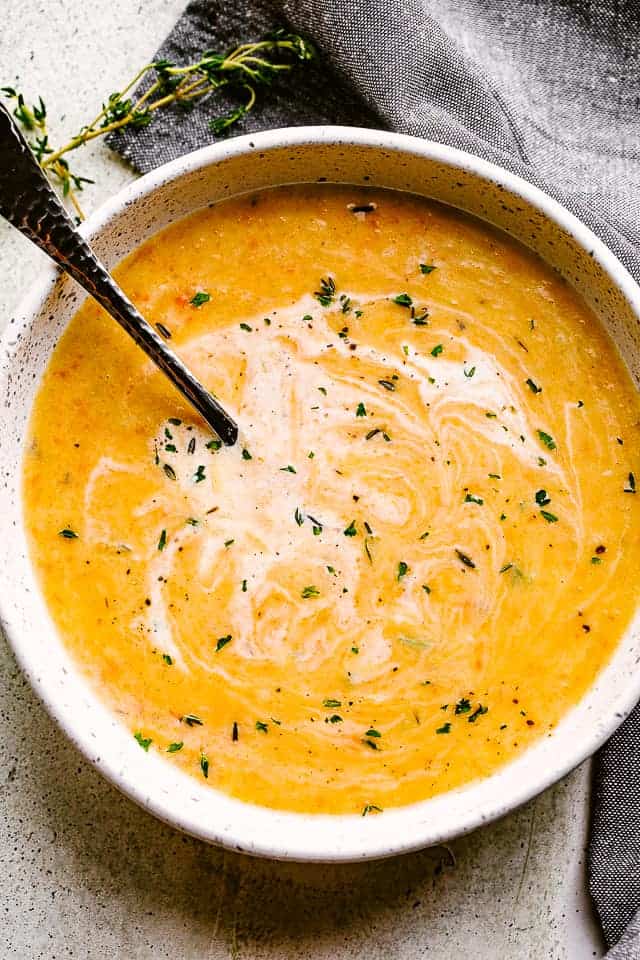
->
[0,101,238,446]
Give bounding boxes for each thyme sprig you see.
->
[0,90,93,218]
[2,30,313,218]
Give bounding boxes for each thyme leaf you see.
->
[190,291,210,307]
[58,528,78,539]
[301,585,320,599]
[134,732,152,751]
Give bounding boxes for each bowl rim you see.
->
[2,124,640,862]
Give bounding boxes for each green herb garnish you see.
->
[393,293,412,307]
[537,430,556,450]
[409,303,429,326]
[468,704,488,723]
[364,538,374,564]
[314,276,336,306]
[58,528,78,539]
[215,634,232,652]
[455,549,475,569]
[301,585,320,599]
[190,291,210,307]
[182,714,203,727]
[134,732,152,751]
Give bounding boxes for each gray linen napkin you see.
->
[108,2,640,954]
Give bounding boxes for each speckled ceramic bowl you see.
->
[1,127,639,862]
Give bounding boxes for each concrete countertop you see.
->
[0,2,604,957]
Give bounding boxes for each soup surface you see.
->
[24,186,640,815]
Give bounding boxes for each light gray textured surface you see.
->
[0,2,605,957]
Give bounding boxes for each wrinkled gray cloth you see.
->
[108,2,640,955]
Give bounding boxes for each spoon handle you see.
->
[0,101,238,446]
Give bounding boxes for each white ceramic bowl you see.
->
[1,126,640,862]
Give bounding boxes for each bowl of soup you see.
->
[1,127,639,861]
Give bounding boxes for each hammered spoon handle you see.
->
[0,101,238,446]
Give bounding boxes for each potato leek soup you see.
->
[24,185,640,816]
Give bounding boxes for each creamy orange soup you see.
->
[24,186,640,815]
